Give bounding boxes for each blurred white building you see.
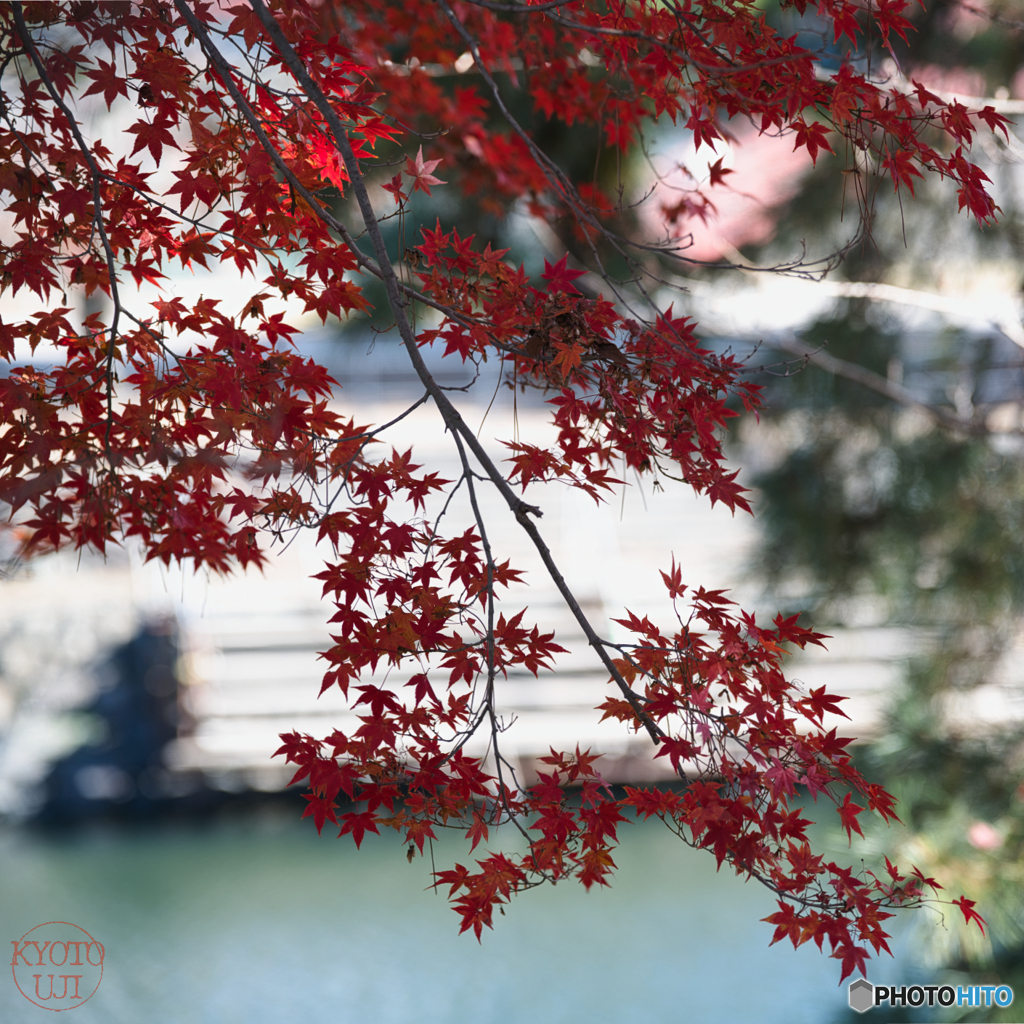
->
[0,334,976,814]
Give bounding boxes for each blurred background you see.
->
[5,1,1024,1021]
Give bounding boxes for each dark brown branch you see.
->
[244,0,665,745]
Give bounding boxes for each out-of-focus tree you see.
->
[728,2,1024,1014]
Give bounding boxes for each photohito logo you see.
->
[848,978,1014,1013]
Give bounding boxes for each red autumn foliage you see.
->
[0,0,995,978]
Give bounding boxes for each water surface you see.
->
[0,808,910,1023]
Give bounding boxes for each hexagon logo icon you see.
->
[849,978,874,1013]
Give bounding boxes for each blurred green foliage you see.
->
[748,330,1024,1018]
[739,268,1024,1005]
[732,6,1024,1017]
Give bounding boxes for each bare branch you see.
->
[761,336,989,435]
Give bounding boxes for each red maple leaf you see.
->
[838,793,866,840]
[952,896,986,935]
[834,941,869,982]
[541,254,586,294]
[125,114,179,163]
[82,57,130,107]
[976,104,1013,141]
[301,793,338,835]
[405,146,447,196]
[338,810,381,849]
[707,156,734,187]
[381,173,408,206]
[791,118,835,165]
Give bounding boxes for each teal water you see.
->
[0,808,911,1023]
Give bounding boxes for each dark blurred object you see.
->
[35,620,203,822]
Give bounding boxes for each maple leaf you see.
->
[577,847,616,889]
[832,3,861,46]
[406,818,437,853]
[125,114,180,163]
[801,686,849,723]
[223,487,262,520]
[883,855,904,883]
[942,100,975,145]
[763,901,804,948]
[707,156,734,188]
[976,105,1012,141]
[685,112,722,152]
[952,896,986,935]
[785,842,823,878]
[623,786,681,819]
[911,79,943,107]
[837,793,866,840]
[82,57,130,108]
[907,865,941,891]
[405,146,447,196]
[791,119,835,165]
[882,148,924,196]
[833,941,869,983]
[301,792,338,835]
[338,810,381,849]
[434,864,471,898]
[863,783,901,825]
[541,254,586,294]
[466,812,490,852]
[381,173,408,206]
[874,0,911,46]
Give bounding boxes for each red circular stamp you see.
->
[10,922,103,1011]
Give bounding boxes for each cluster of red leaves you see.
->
[316,0,1010,225]
[279,570,930,981]
[414,223,755,506]
[0,0,996,977]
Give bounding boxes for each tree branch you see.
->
[244,0,665,744]
[761,336,989,435]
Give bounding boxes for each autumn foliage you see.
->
[0,0,1002,978]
